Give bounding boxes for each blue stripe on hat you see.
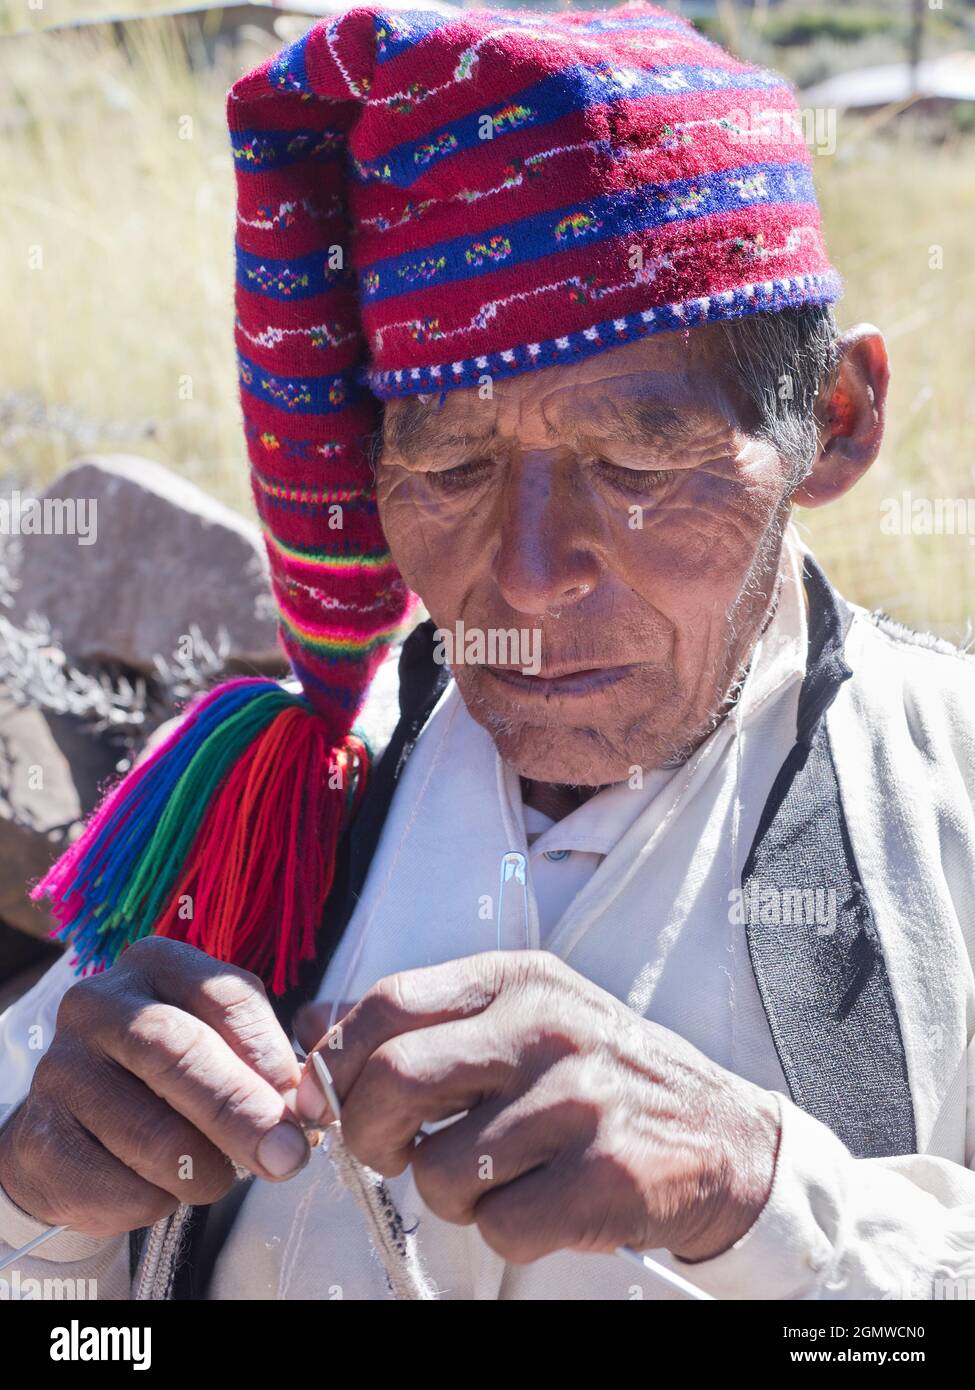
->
[359,162,816,305]
[231,126,345,172]
[371,8,696,65]
[235,245,352,301]
[354,63,788,185]
[237,354,364,415]
[268,28,314,93]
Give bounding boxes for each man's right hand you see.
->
[0,937,310,1238]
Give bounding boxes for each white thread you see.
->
[328,687,461,1029]
[727,691,746,1076]
[275,1163,329,1301]
[374,233,822,353]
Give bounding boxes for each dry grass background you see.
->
[1,15,973,638]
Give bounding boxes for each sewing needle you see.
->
[0,1222,69,1272]
[310,1048,344,1123]
[616,1243,714,1300]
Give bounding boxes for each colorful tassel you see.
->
[32,678,368,996]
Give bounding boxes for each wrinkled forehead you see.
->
[380,324,757,455]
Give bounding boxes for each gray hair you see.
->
[718,303,840,489]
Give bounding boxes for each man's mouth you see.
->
[484,663,635,696]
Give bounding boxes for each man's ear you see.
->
[793,324,889,509]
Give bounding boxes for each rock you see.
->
[7,455,283,674]
[0,694,123,943]
[0,698,80,940]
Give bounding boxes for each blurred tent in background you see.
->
[803,49,975,110]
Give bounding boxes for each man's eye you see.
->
[589,458,679,495]
[425,458,495,489]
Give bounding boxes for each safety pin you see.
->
[497,850,529,951]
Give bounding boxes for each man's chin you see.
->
[464,707,653,787]
[454,668,701,785]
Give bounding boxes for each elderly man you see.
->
[1,4,973,1302]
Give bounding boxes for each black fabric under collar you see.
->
[795,553,855,747]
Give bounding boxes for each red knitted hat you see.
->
[36,3,841,993]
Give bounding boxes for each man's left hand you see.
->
[294,952,780,1265]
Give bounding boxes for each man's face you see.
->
[375,323,800,786]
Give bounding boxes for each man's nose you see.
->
[491,453,600,616]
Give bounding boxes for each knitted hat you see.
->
[36,2,841,994]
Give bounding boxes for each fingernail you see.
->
[296,1067,330,1124]
[257,1121,310,1178]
